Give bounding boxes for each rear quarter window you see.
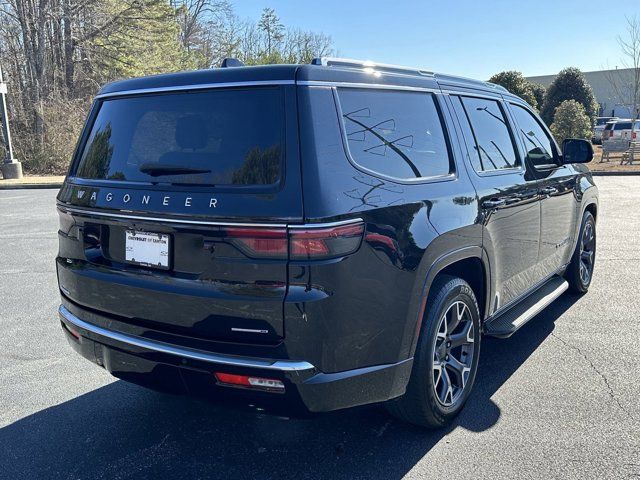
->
[336,88,452,180]
[74,87,284,187]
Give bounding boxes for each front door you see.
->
[507,102,579,278]
[448,95,541,313]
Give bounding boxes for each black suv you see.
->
[56,58,598,427]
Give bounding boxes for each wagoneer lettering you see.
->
[56,57,598,428]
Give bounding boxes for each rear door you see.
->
[448,94,541,313]
[57,84,302,344]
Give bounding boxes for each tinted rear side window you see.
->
[74,88,284,186]
[337,88,452,180]
[457,96,518,172]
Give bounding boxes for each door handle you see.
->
[541,186,558,195]
[482,198,506,209]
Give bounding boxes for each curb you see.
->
[591,171,640,176]
[0,183,63,190]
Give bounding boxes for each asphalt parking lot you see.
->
[1,177,639,480]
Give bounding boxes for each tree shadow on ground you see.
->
[1,294,581,480]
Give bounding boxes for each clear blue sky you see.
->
[234,0,640,79]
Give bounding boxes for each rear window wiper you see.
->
[139,163,211,177]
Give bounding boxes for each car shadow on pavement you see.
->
[1,294,581,480]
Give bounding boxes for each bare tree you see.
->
[605,16,640,124]
[0,1,335,174]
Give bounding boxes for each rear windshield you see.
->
[74,88,284,186]
[614,122,633,130]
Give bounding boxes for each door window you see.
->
[510,104,558,168]
[456,96,519,173]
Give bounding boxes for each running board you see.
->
[484,277,569,338]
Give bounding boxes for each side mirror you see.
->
[562,138,593,164]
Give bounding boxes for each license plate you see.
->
[125,231,170,269]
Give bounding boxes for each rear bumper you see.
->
[58,305,412,413]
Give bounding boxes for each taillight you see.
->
[290,222,364,260]
[223,221,364,260]
[57,209,78,237]
[214,372,285,392]
[224,227,288,259]
[609,130,614,138]
[633,132,637,140]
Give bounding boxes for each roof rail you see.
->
[219,58,245,68]
[484,81,509,93]
[311,57,434,77]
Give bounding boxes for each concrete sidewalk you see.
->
[0,175,64,189]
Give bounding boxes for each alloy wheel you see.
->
[579,221,596,286]
[432,300,476,407]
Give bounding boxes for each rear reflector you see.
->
[215,372,285,392]
[62,321,81,341]
[223,221,364,260]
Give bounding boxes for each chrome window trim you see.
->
[440,88,505,100]
[59,305,314,372]
[95,80,296,99]
[298,80,439,94]
[299,81,507,101]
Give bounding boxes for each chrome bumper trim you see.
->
[58,305,315,372]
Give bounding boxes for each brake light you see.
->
[633,132,637,140]
[609,130,614,138]
[224,227,288,259]
[214,372,285,391]
[223,221,364,260]
[290,222,364,260]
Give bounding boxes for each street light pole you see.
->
[0,65,23,179]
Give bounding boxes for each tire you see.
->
[387,275,481,428]
[566,211,596,294]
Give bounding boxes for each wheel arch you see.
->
[584,201,597,221]
[571,195,598,254]
[405,246,490,357]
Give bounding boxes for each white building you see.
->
[527,68,638,118]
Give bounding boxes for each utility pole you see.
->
[0,65,23,179]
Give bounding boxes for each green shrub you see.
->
[530,83,546,112]
[550,100,593,144]
[488,71,538,108]
[541,67,598,126]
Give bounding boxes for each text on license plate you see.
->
[125,231,169,268]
